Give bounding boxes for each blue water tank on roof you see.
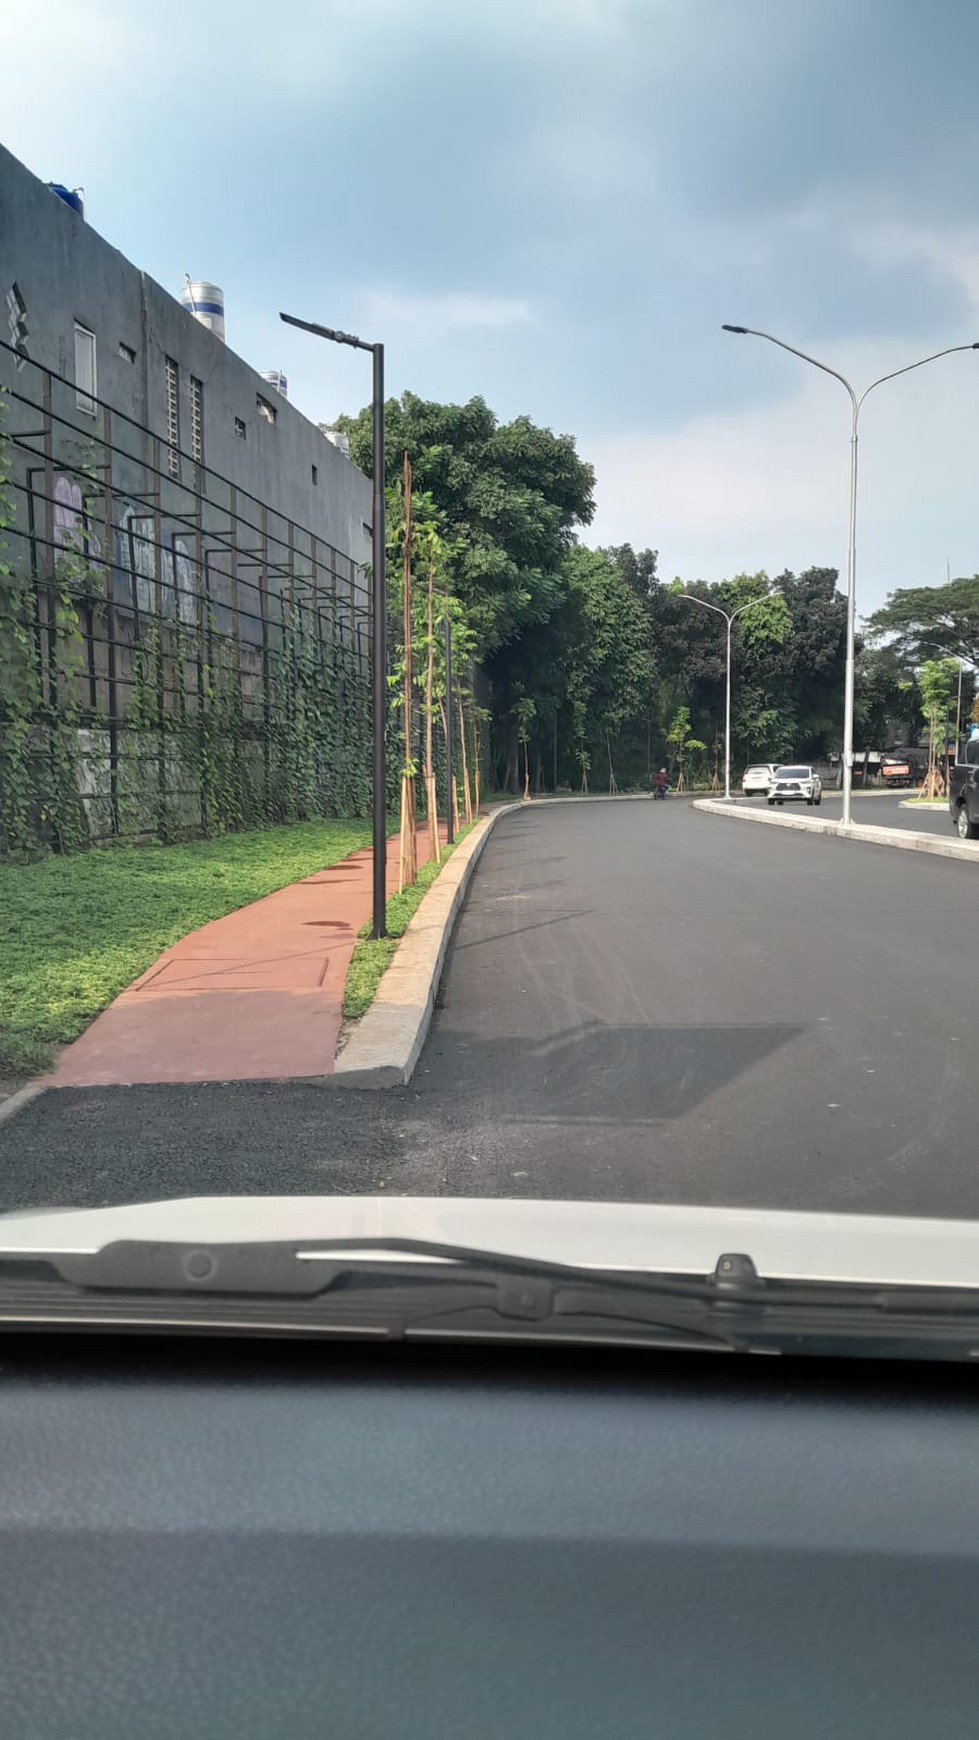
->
[48,184,85,217]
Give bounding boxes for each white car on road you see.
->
[742,763,778,796]
[768,764,822,807]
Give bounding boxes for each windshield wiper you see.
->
[0,1236,742,1351]
[3,1238,979,1359]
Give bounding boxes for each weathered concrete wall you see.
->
[0,141,371,610]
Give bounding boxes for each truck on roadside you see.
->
[948,735,979,840]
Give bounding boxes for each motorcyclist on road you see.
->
[654,768,669,799]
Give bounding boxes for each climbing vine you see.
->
[0,400,460,860]
[0,396,38,856]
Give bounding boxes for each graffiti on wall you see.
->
[4,281,28,370]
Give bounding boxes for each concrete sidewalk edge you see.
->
[692,797,979,862]
[0,1080,50,1129]
[330,803,521,1089]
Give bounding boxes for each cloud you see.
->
[585,338,979,609]
[360,291,533,336]
[850,223,979,323]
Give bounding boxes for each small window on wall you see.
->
[235,416,247,439]
[311,464,318,485]
[165,356,181,478]
[257,394,277,425]
[118,341,136,364]
[190,377,204,465]
[74,322,97,414]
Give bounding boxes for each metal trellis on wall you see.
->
[0,337,374,853]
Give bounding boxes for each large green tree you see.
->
[603,543,659,605]
[647,566,846,767]
[854,646,922,747]
[865,577,979,669]
[486,546,655,793]
[335,392,595,656]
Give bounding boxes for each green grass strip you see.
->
[0,819,373,1077]
[343,823,476,1022]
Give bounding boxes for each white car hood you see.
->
[1,1195,978,1289]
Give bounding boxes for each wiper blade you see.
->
[10,1235,742,1299]
[4,1239,979,1360]
[0,1236,749,1352]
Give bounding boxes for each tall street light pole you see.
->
[281,311,387,938]
[722,325,978,827]
[678,591,777,799]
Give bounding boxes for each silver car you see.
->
[768,764,822,806]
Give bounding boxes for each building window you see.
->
[165,356,180,478]
[256,394,277,425]
[311,464,318,485]
[234,416,246,440]
[118,341,136,364]
[190,376,204,465]
[74,322,97,415]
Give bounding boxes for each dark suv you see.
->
[948,738,979,840]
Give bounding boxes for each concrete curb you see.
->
[692,797,979,863]
[0,1080,50,1129]
[331,803,521,1089]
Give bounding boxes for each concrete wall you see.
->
[0,142,371,603]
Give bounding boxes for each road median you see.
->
[331,803,519,1089]
[693,797,979,862]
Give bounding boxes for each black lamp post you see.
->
[280,311,387,937]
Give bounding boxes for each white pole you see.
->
[678,590,778,800]
[721,329,978,827]
[841,405,859,826]
[724,615,733,801]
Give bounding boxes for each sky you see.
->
[5,0,979,614]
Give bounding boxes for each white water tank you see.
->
[319,424,350,457]
[260,369,289,398]
[181,280,225,342]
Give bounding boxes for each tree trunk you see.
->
[522,736,531,801]
[507,736,519,794]
[439,696,462,831]
[399,452,417,892]
[606,731,617,794]
[424,552,438,863]
[457,692,473,824]
[473,717,482,814]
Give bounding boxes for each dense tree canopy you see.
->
[336,385,967,794]
[865,577,979,669]
[336,392,595,656]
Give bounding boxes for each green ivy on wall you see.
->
[0,389,376,858]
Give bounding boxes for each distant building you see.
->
[0,142,375,845]
[0,140,371,606]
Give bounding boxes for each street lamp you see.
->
[721,325,979,827]
[281,310,387,938]
[677,590,778,800]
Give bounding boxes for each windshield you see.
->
[2,3,979,1357]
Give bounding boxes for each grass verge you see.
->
[343,823,476,1022]
[0,819,373,1077]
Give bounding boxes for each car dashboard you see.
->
[1,1335,977,1739]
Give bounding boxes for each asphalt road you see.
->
[742,790,954,835]
[2,797,977,1218]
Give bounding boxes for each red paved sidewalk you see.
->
[54,824,449,1087]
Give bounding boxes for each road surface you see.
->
[741,790,953,834]
[2,798,977,1218]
